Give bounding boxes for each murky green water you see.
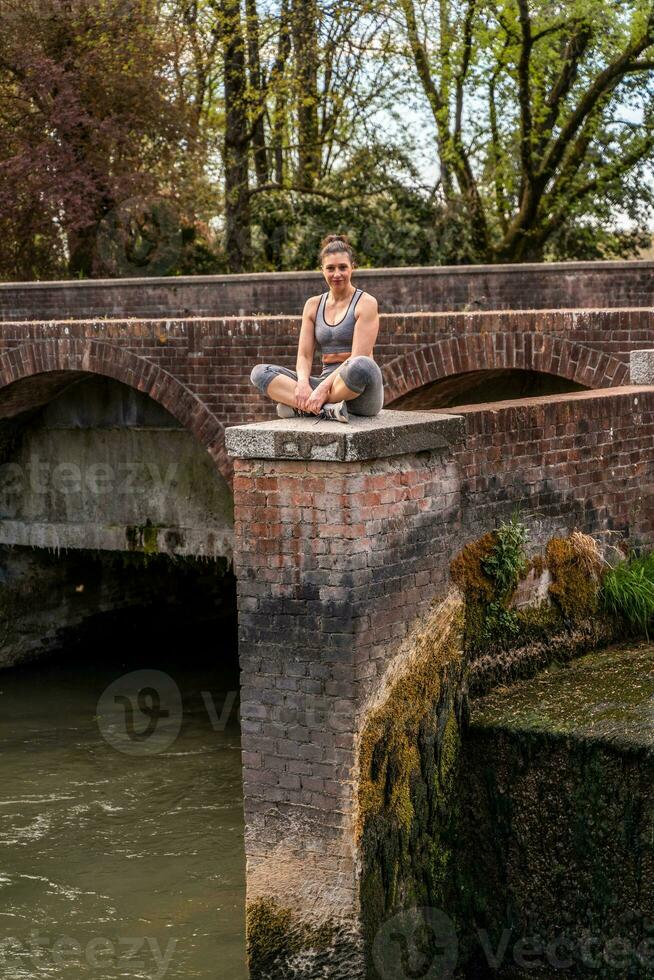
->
[0,635,246,980]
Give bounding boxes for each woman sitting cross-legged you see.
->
[250,234,384,423]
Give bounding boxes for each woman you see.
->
[250,235,384,423]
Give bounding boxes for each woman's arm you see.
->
[294,297,319,409]
[350,293,379,357]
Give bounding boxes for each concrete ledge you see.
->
[225,409,465,462]
[3,258,654,291]
[630,349,654,385]
[0,521,233,558]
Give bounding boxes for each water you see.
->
[0,630,246,980]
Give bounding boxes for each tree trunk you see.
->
[221,0,252,272]
[272,0,292,186]
[291,0,320,188]
[245,0,268,186]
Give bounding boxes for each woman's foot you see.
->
[314,400,349,424]
[276,403,314,419]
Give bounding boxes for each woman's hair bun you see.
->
[318,234,356,266]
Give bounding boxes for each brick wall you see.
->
[228,386,654,976]
[0,309,648,480]
[231,446,461,976]
[454,386,654,544]
[2,258,654,319]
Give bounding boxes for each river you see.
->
[0,623,246,980]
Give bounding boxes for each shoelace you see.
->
[313,408,334,424]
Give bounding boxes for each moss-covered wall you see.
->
[450,526,622,696]
[356,524,654,980]
[455,643,654,979]
[357,594,467,978]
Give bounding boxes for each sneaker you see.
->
[314,400,349,424]
[276,403,313,419]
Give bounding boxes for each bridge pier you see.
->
[226,411,465,978]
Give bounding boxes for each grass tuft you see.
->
[601,552,654,635]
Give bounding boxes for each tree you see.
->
[220,0,253,270]
[394,0,654,262]
[0,0,190,279]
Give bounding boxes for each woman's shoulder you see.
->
[302,293,325,318]
[354,289,378,313]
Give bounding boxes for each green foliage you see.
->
[249,143,447,271]
[395,0,654,264]
[451,517,529,655]
[2,0,654,276]
[481,517,529,601]
[601,552,654,635]
[479,601,521,648]
[478,518,529,646]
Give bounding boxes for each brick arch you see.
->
[382,333,628,404]
[0,339,231,482]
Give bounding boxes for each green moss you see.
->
[452,527,616,680]
[455,643,654,977]
[471,641,654,749]
[126,519,160,557]
[450,532,498,603]
[357,596,466,971]
[451,521,532,657]
[546,535,600,621]
[246,897,336,976]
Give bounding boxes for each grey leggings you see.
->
[250,355,384,417]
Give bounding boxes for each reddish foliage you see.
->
[0,0,190,279]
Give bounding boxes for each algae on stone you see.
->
[357,595,466,977]
[546,533,603,622]
[472,641,654,752]
[246,897,339,979]
[452,641,654,979]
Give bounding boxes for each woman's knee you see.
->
[250,363,273,394]
[342,355,382,393]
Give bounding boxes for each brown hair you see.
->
[318,234,356,267]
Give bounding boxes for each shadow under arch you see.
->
[0,339,231,482]
[381,333,628,406]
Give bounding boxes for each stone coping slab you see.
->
[3,258,653,290]
[225,409,465,462]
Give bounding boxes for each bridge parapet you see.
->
[2,259,654,318]
[0,308,645,447]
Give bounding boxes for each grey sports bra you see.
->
[314,288,363,355]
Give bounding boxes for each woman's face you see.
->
[322,251,353,292]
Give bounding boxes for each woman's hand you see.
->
[294,380,313,410]
[305,383,331,414]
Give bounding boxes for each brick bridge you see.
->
[2,260,654,977]
[0,262,652,495]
